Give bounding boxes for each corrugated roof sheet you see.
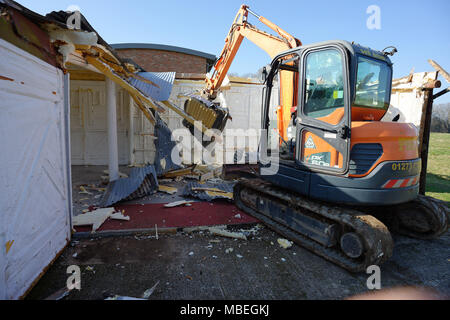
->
[111,43,217,61]
[100,165,159,207]
[129,72,175,102]
[154,114,182,176]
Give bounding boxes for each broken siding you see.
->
[148,79,272,165]
[384,72,439,127]
[69,77,277,166]
[0,39,71,299]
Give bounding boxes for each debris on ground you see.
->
[110,211,131,221]
[105,295,145,300]
[73,208,130,232]
[158,185,178,195]
[79,186,92,195]
[102,170,129,179]
[163,166,195,179]
[225,248,234,254]
[100,165,158,207]
[208,227,247,240]
[85,266,95,273]
[44,287,72,300]
[142,281,160,299]
[277,238,293,249]
[183,181,235,201]
[236,254,243,259]
[164,200,194,208]
[162,164,222,182]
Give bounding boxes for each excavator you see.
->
[183,5,448,272]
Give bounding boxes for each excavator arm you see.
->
[205,5,300,98]
[184,5,301,142]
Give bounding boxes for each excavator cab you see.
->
[261,40,421,206]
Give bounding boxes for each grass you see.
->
[426,133,450,205]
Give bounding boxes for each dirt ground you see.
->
[29,165,449,300]
[26,225,449,300]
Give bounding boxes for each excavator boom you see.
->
[183,5,300,142]
[205,5,300,98]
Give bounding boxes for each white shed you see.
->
[0,38,72,299]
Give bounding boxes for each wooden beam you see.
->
[85,56,165,114]
[428,60,450,83]
[433,87,450,100]
[418,90,434,195]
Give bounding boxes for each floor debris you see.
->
[73,208,116,232]
[208,228,247,240]
[183,181,235,201]
[103,170,129,179]
[164,200,194,208]
[100,165,158,207]
[79,186,92,195]
[72,208,130,232]
[225,248,234,254]
[158,185,178,195]
[163,166,195,179]
[277,238,293,249]
[105,295,145,300]
[44,287,72,300]
[142,281,160,299]
[85,266,95,273]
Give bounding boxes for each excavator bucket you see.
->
[182,95,230,146]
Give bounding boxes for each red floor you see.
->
[74,201,259,233]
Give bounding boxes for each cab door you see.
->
[296,44,351,174]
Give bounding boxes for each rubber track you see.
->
[371,194,449,240]
[234,179,394,273]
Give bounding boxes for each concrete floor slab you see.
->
[26,227,450,300]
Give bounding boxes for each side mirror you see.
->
[261,66,268,82]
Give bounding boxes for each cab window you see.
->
[304,49,344,124]
[354,56,391,109]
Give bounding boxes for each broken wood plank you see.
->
[158,185,178,195]
[163,166,194,178]
[428,60,450,83]
[208,228,247,240]
[164,200,194,208]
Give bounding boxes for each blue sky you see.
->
[19,0,450,103]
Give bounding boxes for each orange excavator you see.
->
[184,5,448,272]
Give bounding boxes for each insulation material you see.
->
[0,39,71,299]
[100,165,159,207]
[183,181,235,201]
